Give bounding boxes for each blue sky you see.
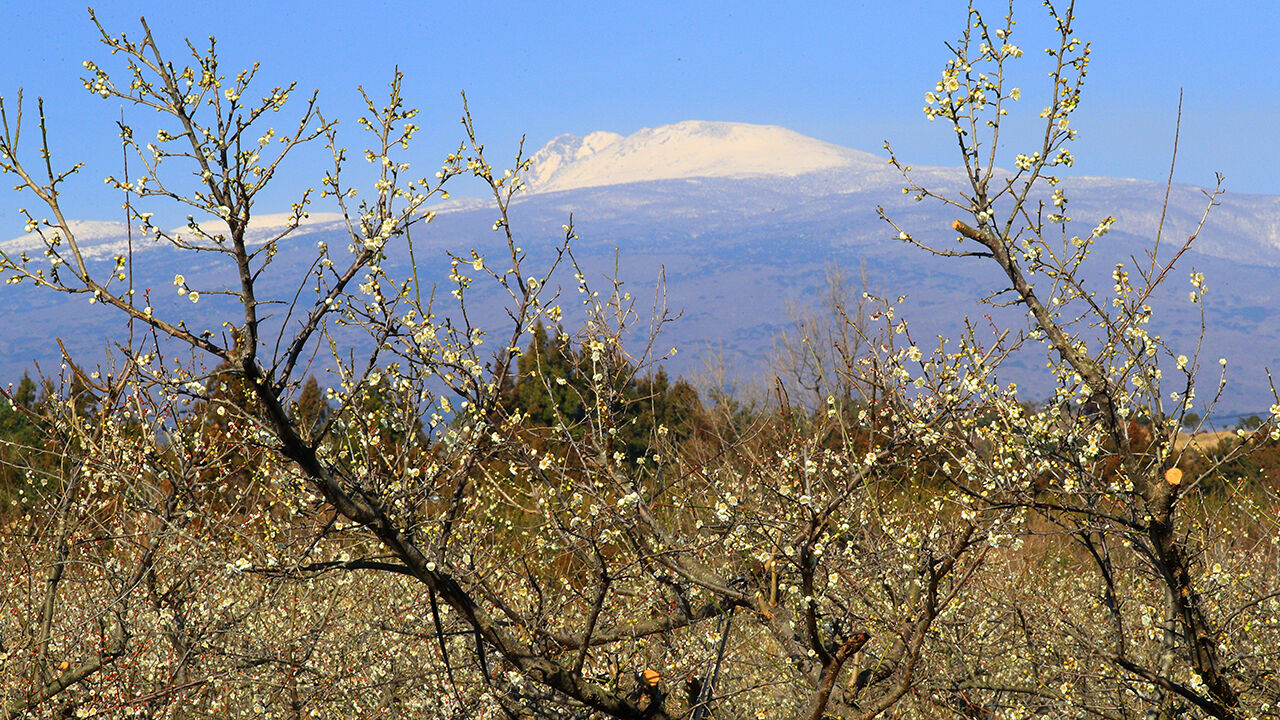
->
[1,1,1275,231]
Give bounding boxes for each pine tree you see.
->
[513,321,583,427]
[294,375,331,440]
[196,361,260,430]
[621,367,706,457]
[13,372,36,411]
[0,372,49,511]
[509,321,706,458]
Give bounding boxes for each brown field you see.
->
[1176,430,1248,452]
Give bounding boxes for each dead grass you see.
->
[1176,430,1247,452]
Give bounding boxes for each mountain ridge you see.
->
[2,120,1279,415]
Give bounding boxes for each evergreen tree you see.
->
[513,321,583,427]
[294,374,331,440]
[509,322,706,458]
[0,372,49,511]
[195,361,260,430]
[13,372,36,411]
[184,360,269,498]
[68,367,101,417]
[329,374,428,478]
[620,367,706,457]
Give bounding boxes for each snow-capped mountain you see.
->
[523,121,888,193]
[1,220,138,259]
[3,121,1280,415]
[1,212,350,261]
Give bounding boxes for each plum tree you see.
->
[1,2,1278,720]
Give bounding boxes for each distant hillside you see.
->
[3,121,1279,415]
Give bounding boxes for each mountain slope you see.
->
[3,121,1280,415]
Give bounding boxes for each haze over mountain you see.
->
[4,121,1279,417]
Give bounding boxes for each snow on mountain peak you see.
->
[2,212,348,261]
[523,121,880,194]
